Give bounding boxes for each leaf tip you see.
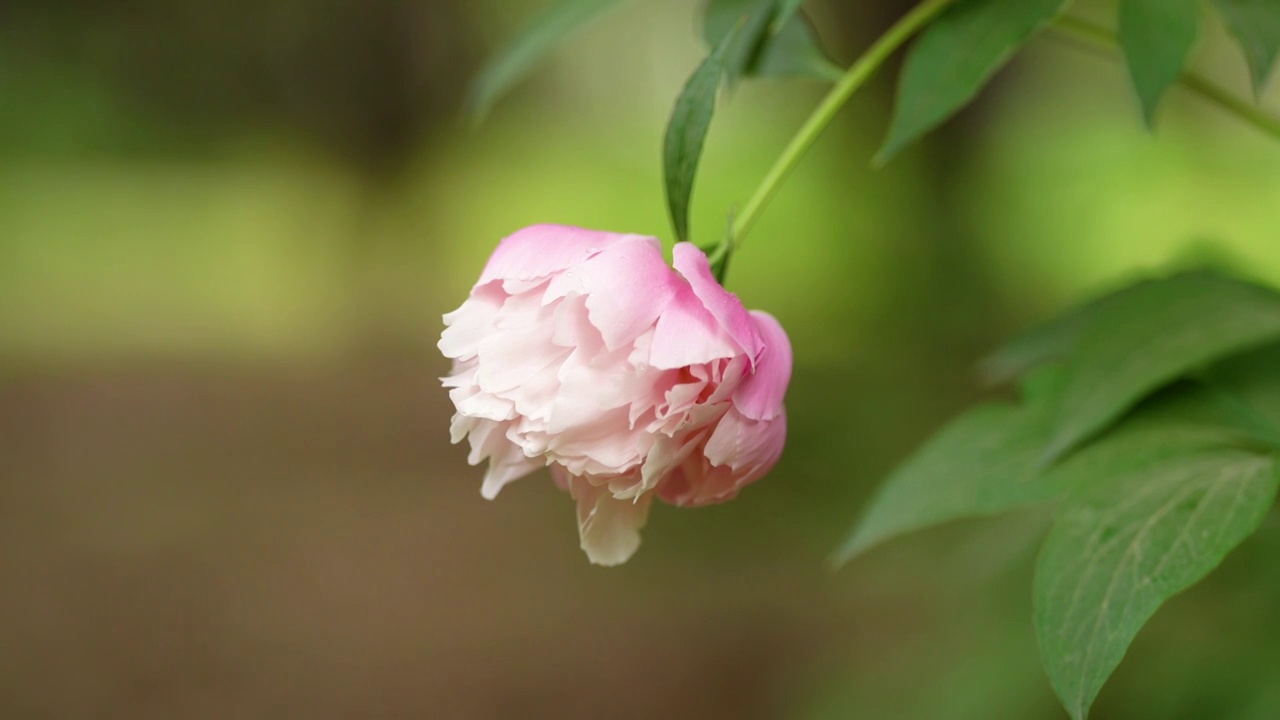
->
[462,103,490,131]
[870,145,896,169]
[1138,100,1161,132]
[824,543,859,573]
[828,526,884,570]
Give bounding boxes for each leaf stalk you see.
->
[716,0,956,260]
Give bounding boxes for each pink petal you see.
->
[703,405,787,476]
[707,355,749,404]
[648,285,739,369]
[550,294,604,354]
[732,311,792,421]
[548,405,647,475]
[671,243,762,364]
[545,237,680,351]
[478,225,645,285]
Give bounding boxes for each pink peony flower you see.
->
[439,225,791,565]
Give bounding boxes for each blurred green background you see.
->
[2,0,1279,718]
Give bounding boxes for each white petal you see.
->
[449,413,479,445]
[453,388,516,422]
[566,475,654,566]
[438,286,505,360]
[637,433,701,495]
[480,453,541,500]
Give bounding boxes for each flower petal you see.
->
[672,243,762,363]
[732,311,792,421]
[704,405,787,476]
[648,285,739,369]
[545,237,679,351]
[478,224,644,285]
[475,293,565,394]
[638,432,703,495]
[438,284,506,361]
[481,448,542,500]
[562,471,654,566]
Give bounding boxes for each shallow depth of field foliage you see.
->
[3,0,1280,718]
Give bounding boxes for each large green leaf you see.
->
[979,279,1158,386]
[831,402,1054,565]
[1209,0,1280,97]
[1220,345,1280,425]
[1118,0,1200,127]
[1204,343,1280,441]
[663,29,739,243]
[1042,272,1280,464]
[466,0,623,122]
[832,378,1251,566]
[705,0,842,82]
[876,0,1070,164]
[1034,450,1278,719]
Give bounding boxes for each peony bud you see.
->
[439,225,791,565]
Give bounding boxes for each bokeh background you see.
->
[3,0,1280,717]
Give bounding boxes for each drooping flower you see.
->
[439,224,791,565]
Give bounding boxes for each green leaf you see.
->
[1191,345,1280,453]
[771,0,807,32]
[830,402,1055,566]
[832,379,1254,567]
[1118,0,1200,127]
[979,282,1149,386]
[1034,450,1278,719]
[1208,0,1280,97]
[876,0,1070,164]
[704,0,842,83]
[1042,272,1280,464]
[1218,345,1280,425]
[466,0,623,122]
[753,12,844,81]
[663,28,738,242]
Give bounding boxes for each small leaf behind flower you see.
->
[664,14,766,242]
[1118,0,1200,127]
[1208,0,1280,97]
[705,0,842,82]
[1035,450,1278,720]
[466,0,622,122]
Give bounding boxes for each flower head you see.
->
[440,225,791,565]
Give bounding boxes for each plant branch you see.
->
[1052,14,1280,141]
[713,0,955,262]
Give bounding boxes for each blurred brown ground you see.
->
[0,354,912,719]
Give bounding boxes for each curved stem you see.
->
[715,5,1280,269]
[1053,14,1280,140]
[715,0,955,260]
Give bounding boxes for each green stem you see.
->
[713,0,955,262]
[1053,14,1280,140]
[714,6,1280,268]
